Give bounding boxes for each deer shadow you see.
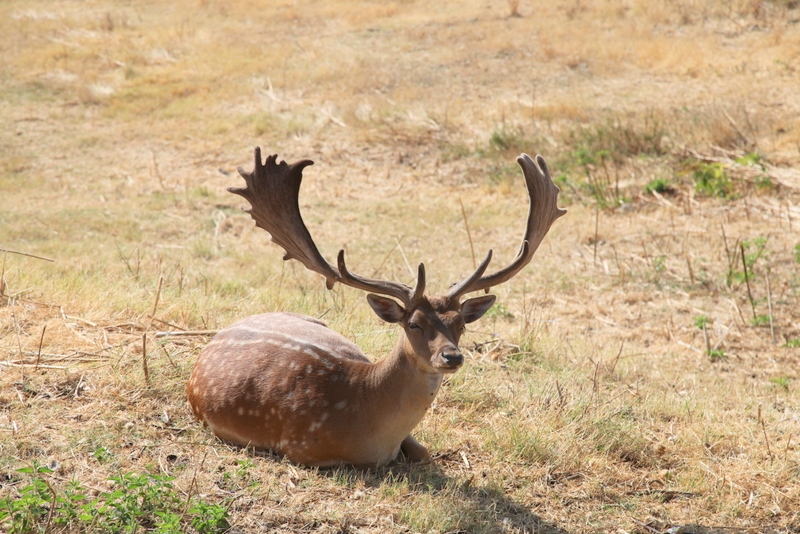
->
[324,458,570,534]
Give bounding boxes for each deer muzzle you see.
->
[438,350,464,371]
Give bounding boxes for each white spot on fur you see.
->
[335,400,347,410]
[237,407,244,416]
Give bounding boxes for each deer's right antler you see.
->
[230,148,338,288]
[230,147,424,308]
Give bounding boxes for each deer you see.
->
[186,147,566,468]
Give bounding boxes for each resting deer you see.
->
[187,147,565,468]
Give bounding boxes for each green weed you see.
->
[644,177,673,194]
[708,349,727,362]
[725,236,767,288]
[693,162,733,198]
[735,153,774,191]
[734,152,763,167]
[188,502,230,534]
[92,446,113,464]
[753,314,771,327]
[0,462,54,534]
[0,463,229,534]
[694,315,711,329]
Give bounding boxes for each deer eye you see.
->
[408,321,421,330]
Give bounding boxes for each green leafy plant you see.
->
[694,315,711,329]
[794,243,800,264]
[235,458,255,478]
[92,446,113,464]
[724,236,767,288]
[734,152,763,168]
[0,465,230,534]
[693,162,733,198]
[644,177,673,194]
[741,237,767,270]
[708,349,727,362]
[0,462,54,534]
[188,501,230,533]
[753,314,770,327]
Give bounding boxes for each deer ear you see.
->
[460,294,497,323]
[366,294,406,324]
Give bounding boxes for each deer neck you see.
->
[366,333,443,430]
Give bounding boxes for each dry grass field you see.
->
[2,0,800,532]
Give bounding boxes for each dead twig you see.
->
[740,243,756,322]
[151,275,164,319]
[35,325,46,371]
[155,330,218,338]
[0,248,55,263]
[459,198,477,270]
[142,333,150,386]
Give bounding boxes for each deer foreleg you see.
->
[400,434,430,462]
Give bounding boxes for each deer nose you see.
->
[441,351,464,367]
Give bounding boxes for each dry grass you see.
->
[2,0,800,532]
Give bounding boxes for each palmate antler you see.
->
[230,147,424,308]
[230,147,565,307]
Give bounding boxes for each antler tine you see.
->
[337,250,425,308]
[448,153,566,297]
[446,249,493,301]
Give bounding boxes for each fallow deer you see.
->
[186,148,566,468]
